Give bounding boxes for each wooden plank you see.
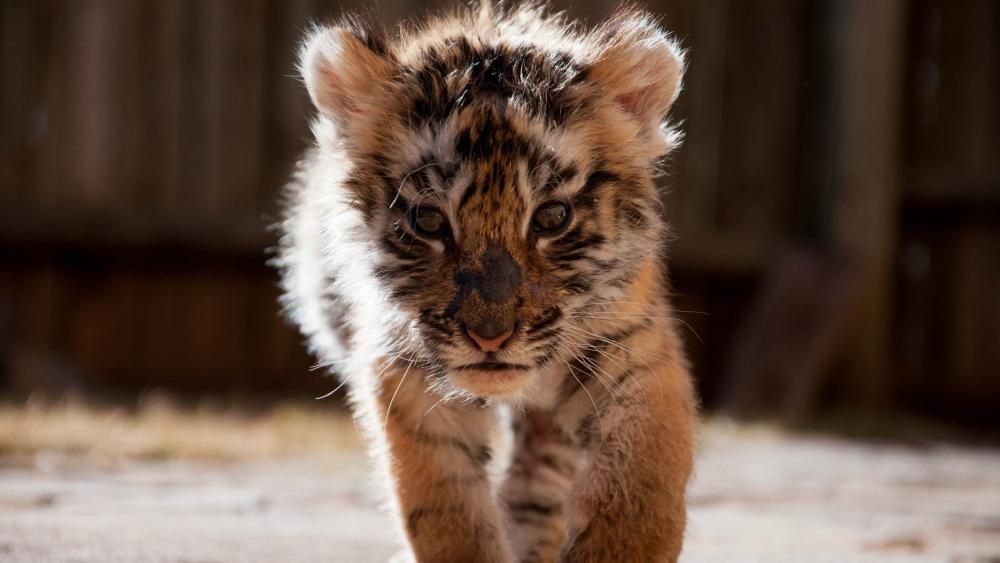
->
[825,0,907,405]
[896,222,1000,410]
[948,226,1000,395]
[62,0,118,208]
[136,0,185,212]
[674,0,728,240]
[220,0,268,216]
[34,1,68,209]
[0,1,33,203]
[192,0,227,211]
[906,0,999,189]
[0,208,270,260]
[259,0,321,212]
[715,0,806,238]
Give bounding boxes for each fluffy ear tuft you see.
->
[589,12,685,141]
[299,18,395,130]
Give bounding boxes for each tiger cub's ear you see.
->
[299,18,395,135]
[589,11,685,149]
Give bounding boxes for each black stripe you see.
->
[373,262,426,282]
[559,233,606,256]
[404,42,585,127]
[556,320,652,405]
[573,170,619,209]
[407,504,464,536]
[614,363,653,388]
[526,307,562,334]
[527,326,561,345]
[507,501,560,517]
[603,320,652,346]
[549,223,586,247]
[379,230,426,261]
[387,281,427,301]
[560,273,593,294]
[407,428,491,467]
[615,199,650,230]
[419,309,454,336]
[458,180,478,209]
[576,413,598,447]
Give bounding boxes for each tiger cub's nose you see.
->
[466,318,516,352]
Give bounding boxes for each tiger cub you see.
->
[277,3,697,561]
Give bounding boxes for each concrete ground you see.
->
[1,417,999,562]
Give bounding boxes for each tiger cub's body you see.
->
[277,4,697,561]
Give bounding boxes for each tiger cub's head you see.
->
[301,4,683,400]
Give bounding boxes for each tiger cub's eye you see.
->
[532,201,571,235]
[411,206,448,238]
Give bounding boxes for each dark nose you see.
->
[466,318,516,352]
[477,245,522,304]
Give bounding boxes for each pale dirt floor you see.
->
[1,400,999,563]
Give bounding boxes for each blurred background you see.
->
[2,0,997,432]
[2,2,1000,562]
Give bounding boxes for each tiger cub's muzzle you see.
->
[448,244,522,353]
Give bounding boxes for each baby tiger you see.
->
[277,3,697,561]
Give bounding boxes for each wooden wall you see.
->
[1,0,331,392]
[1,1,997,419]
[896,0,1000,423]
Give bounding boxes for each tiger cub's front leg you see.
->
[371,364,513,563]
[500,411,581,563]
[556,323,696,563]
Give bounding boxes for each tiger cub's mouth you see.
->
[454,362,530,372]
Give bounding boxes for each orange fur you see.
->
[277,4,697,561]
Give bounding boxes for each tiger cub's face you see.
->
[302,7,683,400]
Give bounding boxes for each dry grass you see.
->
[0,393,362,462]
[1,392,975,466]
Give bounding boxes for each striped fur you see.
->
[276,3,697,561]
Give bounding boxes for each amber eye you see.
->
[411,206,448,238]
[532,201,571,235]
